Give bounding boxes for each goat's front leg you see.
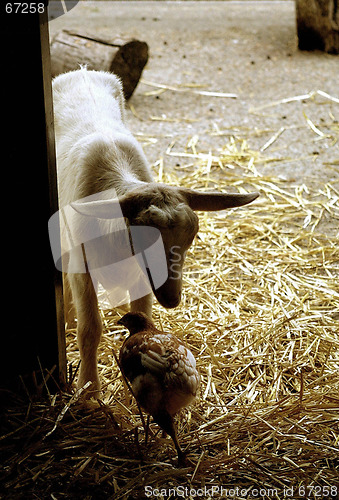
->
[62,274,77,329]
[130,293,153,318]
[68,273,102,398]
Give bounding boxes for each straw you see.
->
[1,92,338,498]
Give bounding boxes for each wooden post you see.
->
[50,30,149,99]
[296,0,339,54]
[40,8,67,392]
[1,5,66,394]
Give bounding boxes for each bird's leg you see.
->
[165,422,195,468]
[153,411,192,467]
[171,430,194,468]
[134,426,144,464]
[145,414,151,446]
[172,433,187,467]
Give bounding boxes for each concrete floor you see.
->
[48,1,339,184]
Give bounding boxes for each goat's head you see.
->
[129,185,199,308]
[71,184,259,309]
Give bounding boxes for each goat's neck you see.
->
[79,136,154,200]
[114,171,149,197]
[110,153,153,197]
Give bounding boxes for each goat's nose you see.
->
[156,289,181,309]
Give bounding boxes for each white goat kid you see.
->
[52,68,258,397]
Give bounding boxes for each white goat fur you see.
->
[53,68,258,396]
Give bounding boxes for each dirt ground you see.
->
[48,1,338,186]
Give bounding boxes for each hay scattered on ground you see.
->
[1,93,338,499]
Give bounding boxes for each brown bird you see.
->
[118,312,200,466]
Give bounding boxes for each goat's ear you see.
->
[71,197,132,219]
[180,189,259,211]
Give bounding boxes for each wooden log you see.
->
[50,30,149,99]
[296,0,339,54]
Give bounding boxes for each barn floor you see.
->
[1,2,338,499]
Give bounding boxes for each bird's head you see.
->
[117,312,154,335]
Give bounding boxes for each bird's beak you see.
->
[117,318,130,336]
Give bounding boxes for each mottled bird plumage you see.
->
[118,312,199,464]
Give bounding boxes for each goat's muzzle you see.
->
[155,286,182,309]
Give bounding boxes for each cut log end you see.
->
[50,31,149,99]
[110,40,149,99]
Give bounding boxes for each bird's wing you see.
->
[165,342,200,396]
[120,331,199,396]
[120,332,171,381]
